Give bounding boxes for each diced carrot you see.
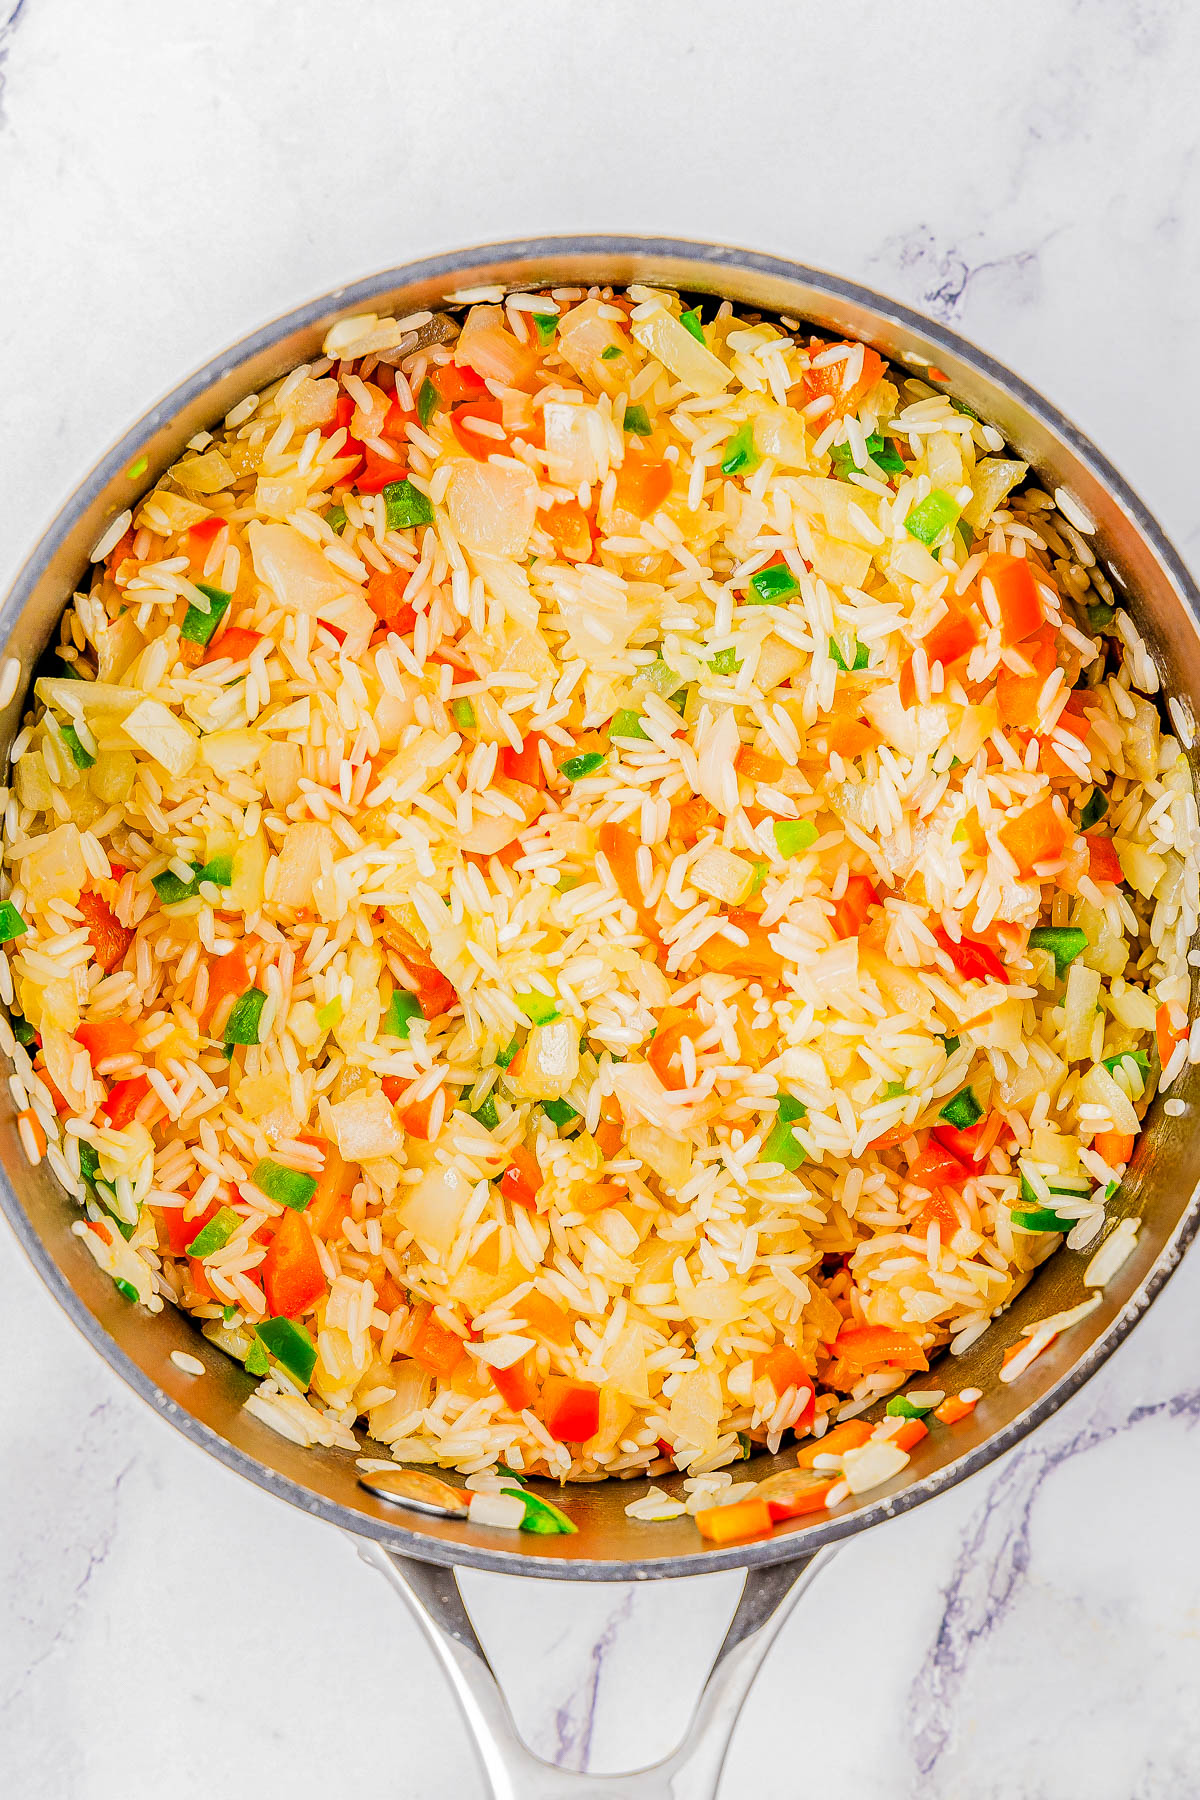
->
[1156,1002,1189,1069]
[933,1394,977,1425]
[996,631,1057,727]
[832,1325,928,1371]
[366,567,416,633]
[831,873,879,939]
[998,794,1070,876]
[500,1145,543,1211]
[543,498,594,563]
[646,1008,702,1091]
[410,1311,466,1378]
[801,341,885,420]
[261,1209,326,1316]
[983,553,1046,644]
[101,1074,150,1129]
[762,1343,807,1397]
[1085,833,1123,884]
[451,395,509,460]
[613,456,672,520]
[492,1355,537,1413]
[597,820,659,944]
[794,1419,873,1468]
[203,626,262,665]
[77,890,133,975]
[74,1019,137,1068]
[204,944,252,1034]
[695,1497,774,1544]
[297,1134,352,1239]
[520,1289,572,1343]
[1094,1129,1135,1167]
[542,1376,600,1442]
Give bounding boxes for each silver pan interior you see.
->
[2,236,1198,1579]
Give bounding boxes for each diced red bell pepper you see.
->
[203,627,262,665]
[542,1376,600,1443]
[77,890,133,974]
[75,1019,138,1068]
[923,602,978,672]
[932,1120,986,1165]
[204,943,252,1033]
[382,396,416,440]
[597,820,660,945]
[327,392,364,475]
[431,362,488,406]
[365,567,416,634]
[160,1198,222,1257]
[499,733,548,788]
[262,1208,327,1316]
[450,395,509,460]
[932,926,1009,985]
[410,1308,466,1378]
[399,1087,444,1141]
[1085,833,1123,884]
[831,873,879,939]
[996,630,1057,728]
[913,1187,963,1235]
[908,1143,971,1192]
[101,1074,150,1129]
[491,1355,537,1413]
[983,553,1045,644]
[357,446,409,494]
[800,341,885,419]
[499,1146,542,1212]
[181,516,229,571]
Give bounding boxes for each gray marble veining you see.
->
[2,2,1200,1795]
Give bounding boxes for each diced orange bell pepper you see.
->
[700,913,785,980]
[794,1419,873,1468]
[761,1474,838,1522]
[410,1310,467,1378]
[366,567,417,633]
[762,1343,807,1397]
[933,1393,977,1425]
[297,1134,352,1239]
[594,1117,624,1159]
[831,873,879,939]
[998,794,1070,876]
[1084,833,1122,884]
[832,1325,928,1372]
[543,498,594,563]
[520,1289,572,1343]
[646,1008,702,1091]
[913,1188,965,1236]
[450,395,509,460]
[492,1355,538,1413]
[400,1088,444,1141]
[800,341,885,420]
[923,602,978,672]
[262,1208,327,1317]
[500,1146,543,1211]
[597,820,659,944]
[889,1417,929,1452]
[1093,1130,1135,1167]
[996,631,1057,727]
[204,944,252,1034]
[983,553,1046,644]
[203,626,262,665]
[613,456,672,520]
[672,794,718,838]
[431,362,488,406]
[75,1018,137,1068]
[181,515,229,571]
[101,1074,150,1129]
[77,890,133,975]
[356,446,409,493]
[826,715,877,759]
[542,1376,600,1442]
[695,1497,774,1544]
[1156,1002,1189,1069]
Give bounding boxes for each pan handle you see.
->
[358,1542,833,1799]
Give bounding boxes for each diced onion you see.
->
[467,1490,527,1530]
[123,698,198,777]
[248,521,357,616]
[1063,961,1102,1062]
[455,305,537,387]
[446,460,539,557]
[630,307,732,397]
[401,1159,474,1257]
[330,1089,406,1162]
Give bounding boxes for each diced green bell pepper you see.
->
[749,562,801,605]
[255,1316,317,1387]
[1027,926,1089,976]
[185,1204,241,1257]
[384,990,424,1039]
[623,404,652,436]
[180,583,232,647]
[0,902,28,944]
[829,636,870,672]
[939,1086,982,1129]
[252,1159,317,1211]
[904,489,960,548]
[559,752,606,781]
[721,422,760,477]
[383,479,434,530]
[516,990,560,1026]
[774,819,817,858]
[223,986,267,1047]
[542,1098,578,1126]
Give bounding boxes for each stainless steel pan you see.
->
[3,238,1198,1799]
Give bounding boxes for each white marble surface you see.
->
[3,2,1200,1794]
